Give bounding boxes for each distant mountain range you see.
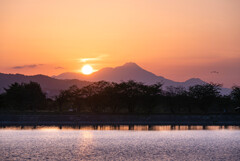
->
[54,62,207,87]
[54,62,231,95]
[0,62,231,96]
[0,73,90,97]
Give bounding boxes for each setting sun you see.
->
[81,65,93,75]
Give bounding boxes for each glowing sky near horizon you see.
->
[0,0,240,87]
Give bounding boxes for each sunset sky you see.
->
[1,0,240,87]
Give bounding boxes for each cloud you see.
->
[55,66,64,69]
[12,64,44,69]
[79,54,108,63]
[210,71,219,74]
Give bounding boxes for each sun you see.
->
[81,65,93,75]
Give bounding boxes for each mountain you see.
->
[0,63,231,96]
[54,62,206,88]
[0,73,90,97]
[54,62,231,95]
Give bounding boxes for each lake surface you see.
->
[0,126,240,160]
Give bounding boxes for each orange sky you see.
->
[0,0,240,87]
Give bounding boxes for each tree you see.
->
[141,83,163,114]
[165,86,191,113]
[81,81,112,113]
[55,85,80,112]
[0,93,5,111]
[116,81,145,113]
[188,83,222,113]
[101,82,122,113]
[4,82,46,112]
[165,86,186,97]
[231,86,240,107]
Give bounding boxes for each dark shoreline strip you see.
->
[1,114,240,126]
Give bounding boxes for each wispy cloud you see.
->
[210,71,219,74]
[55,66,64,69]
[12,64,44,69]
[79,54,108,63]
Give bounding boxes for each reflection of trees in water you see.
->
[1,125,239,131]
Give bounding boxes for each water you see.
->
[0,126,239,160]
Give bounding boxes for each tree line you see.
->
[0,81,239,114]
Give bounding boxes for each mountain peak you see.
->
[183,78,206,86]
[51,62,215,92]
[185,78,204,83]
[122,62,140,68]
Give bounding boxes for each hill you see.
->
[54,62,206,88]
[0,73,90,97]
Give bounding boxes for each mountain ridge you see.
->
[54,62,205,87]
[53,62,231,95]
[0,63,232,96]
[0,73,90,97]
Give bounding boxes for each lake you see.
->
[0,125,239,160]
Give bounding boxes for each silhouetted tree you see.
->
[0,93,5,111]
[101,82,123,113]
[2,80,238,114]
[165,86,191,113]
[231,86,240,107]
[81,81,112,113]
[188,83,222,113]
[116,81,145,113]
[4,82,46,112]
[166,86,187,97]
[141,83,163,113]
[45,98,55,112]
[215,95,231,113]
[55,85,80,112]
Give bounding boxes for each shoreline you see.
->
[0,114,240,126]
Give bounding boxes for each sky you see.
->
[0,0,240,87]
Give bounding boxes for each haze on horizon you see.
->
[0,0,240,88]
